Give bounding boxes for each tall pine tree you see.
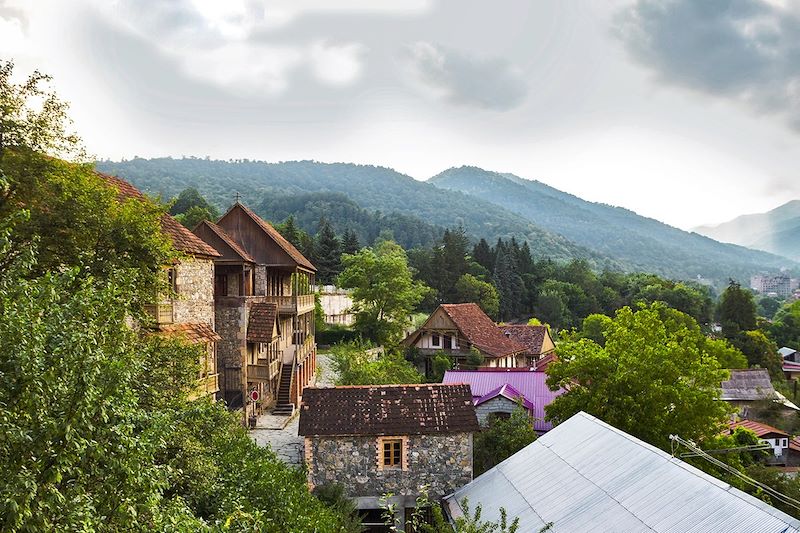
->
[341,228,360,255]
[472,238,494,273]
[314,219,341,285]
[493,241,525,321]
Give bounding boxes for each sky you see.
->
[2,0,800,230]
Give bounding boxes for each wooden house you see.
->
[100,173,222,399]
[299,384,478,531]
[194,202,316,417]
[497,324,556,367]
[404,303,527,373]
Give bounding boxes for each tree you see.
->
[168,187,219,219]
[473,404,537,476]
[546,303,738,450]
[341,228,360,255]
[493,243,525,321]
[454,273,500,318]
[277,214,303,250]
[338,240,431,346]
[579,314,612,346]
[330,342,424,385]
[758,296,782,320]
[472,238,494,273]
[315,219,342,284]
[174,204,216,229]
[718,280,757,337]
[729,330,783,379]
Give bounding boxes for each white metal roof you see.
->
[444,412,800,532]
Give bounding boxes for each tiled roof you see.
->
[443,369,564,432]
[247,302,279,343]
[790,437,800,453]
[440,303,525,358]
[498,324,550,356]
[298,383,479,437]
[224,203,316,271]
[195,220,255,263]
[475,383,535,412]
[534,352,557,372]
[155,322,221,343]
[721,369,779,401]
[729,418,789,438]
[99,173,221,258]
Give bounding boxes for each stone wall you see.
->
[254,265,267,295]
[173,257,214,326]
[475,396,519,426]
[306,433,473,500]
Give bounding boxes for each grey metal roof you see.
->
[721,368,779,401]
[444,412,800,532]
[780,347,798,358]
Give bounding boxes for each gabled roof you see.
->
[497,324,552,356]
[99,173,220,258]
[475,383,535,412]
[247,302,279,343]
[194,220,255,263]
[783,361,800,373]
[298,384,479,437]
[721,369,780,401]
[219,202,315,271]
[155,322,221,343]
[729,418,789,439]
[444,412,800,533]
[442,369,564,432]
[780,347,798,358]
[533,351,557,372]
[438,303,525,358]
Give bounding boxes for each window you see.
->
[431,334,440,347]
[383,439,402,468]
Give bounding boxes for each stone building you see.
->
[299,384,479,530]
[193,203,317,417]
[101,173,222,399]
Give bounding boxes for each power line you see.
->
[669,434,800,512]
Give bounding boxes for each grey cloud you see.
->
[616,0,800,130]
[407,41,528,111]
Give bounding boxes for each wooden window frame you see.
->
[431,333,440,347]
[376,436,408,471]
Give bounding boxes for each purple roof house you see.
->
[442,369,565,432]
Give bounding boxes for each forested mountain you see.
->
[95,157,795,282]
[429,166,796,282]
[96,158,606,265]
[695,200,800,261]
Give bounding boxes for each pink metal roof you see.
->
[475,384,535,412]
[443,369,565,432]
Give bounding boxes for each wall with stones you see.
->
[254,265,267,295]
[173,257,215,326]
[475,396,520,426]
[306,433,473,500]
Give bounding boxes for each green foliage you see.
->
[758,296,782,320]
[474,404,537,476]
[454,273,500,318]
[330,342,424,385]
[729,330,784,379]
[770,300,800,350]
[718,280,758,337]
[315,324,362,346]
[493,242,526,321]
[315,218,342,284]
[430,351,454,382]
[339,240,431,346]
[341,228,361,255]
[546,303,738,450]
[174,205,217,229]
[465,346,485,370]
[579,314,612,346]
[168,187,219,218]
[312,484,362,532]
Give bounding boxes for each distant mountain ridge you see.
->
[95,157,795,282]
[694,200,800,262]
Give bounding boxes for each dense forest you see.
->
[96,157,797,283]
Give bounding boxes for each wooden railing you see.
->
[263,294,315,315]
[188,373,219,400]
[247,363,272,382]
[144,303,174,324]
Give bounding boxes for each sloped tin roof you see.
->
[444,412,800,533]
[443,369,563,432]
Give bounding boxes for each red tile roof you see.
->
[440,303,525,358]
[99,173,220,258]
[534,352,557,372]
[155,322,221,343]
[298,383,479,437]
[498,324,551,356]
[247,302,279,343]
[223,202,315,271]
[729,418,789,438]
[195,220,255,263]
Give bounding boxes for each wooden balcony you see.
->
[264,294,315,315]
[189,373,219,400]
[247,363,274,382]
[144,303,174,324]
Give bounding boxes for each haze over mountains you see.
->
[96,158,795,284]
[695,201,800,263]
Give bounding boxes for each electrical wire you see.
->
[669,434,800,512]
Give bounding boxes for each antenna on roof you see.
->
[234,192,242,204]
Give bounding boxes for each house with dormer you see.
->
[193,203,316,417]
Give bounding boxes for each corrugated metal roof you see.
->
[443,370,564,432]
[780,347,797,358]
[444,412,800,533]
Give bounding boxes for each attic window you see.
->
[432,334,440,347]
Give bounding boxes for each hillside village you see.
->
[6,48,800,533]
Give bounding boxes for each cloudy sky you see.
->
[3,0,800,229]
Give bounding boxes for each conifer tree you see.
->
[281,215,302,249]
[314,219,341,284]
[493,242,525,321]
[341,228,360,255]
[472,238,494,273]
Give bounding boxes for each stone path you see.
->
[249,352,337,465]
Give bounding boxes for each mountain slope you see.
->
[695,201,800,261]
[428,166,796,281]
[96,158,607,265]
